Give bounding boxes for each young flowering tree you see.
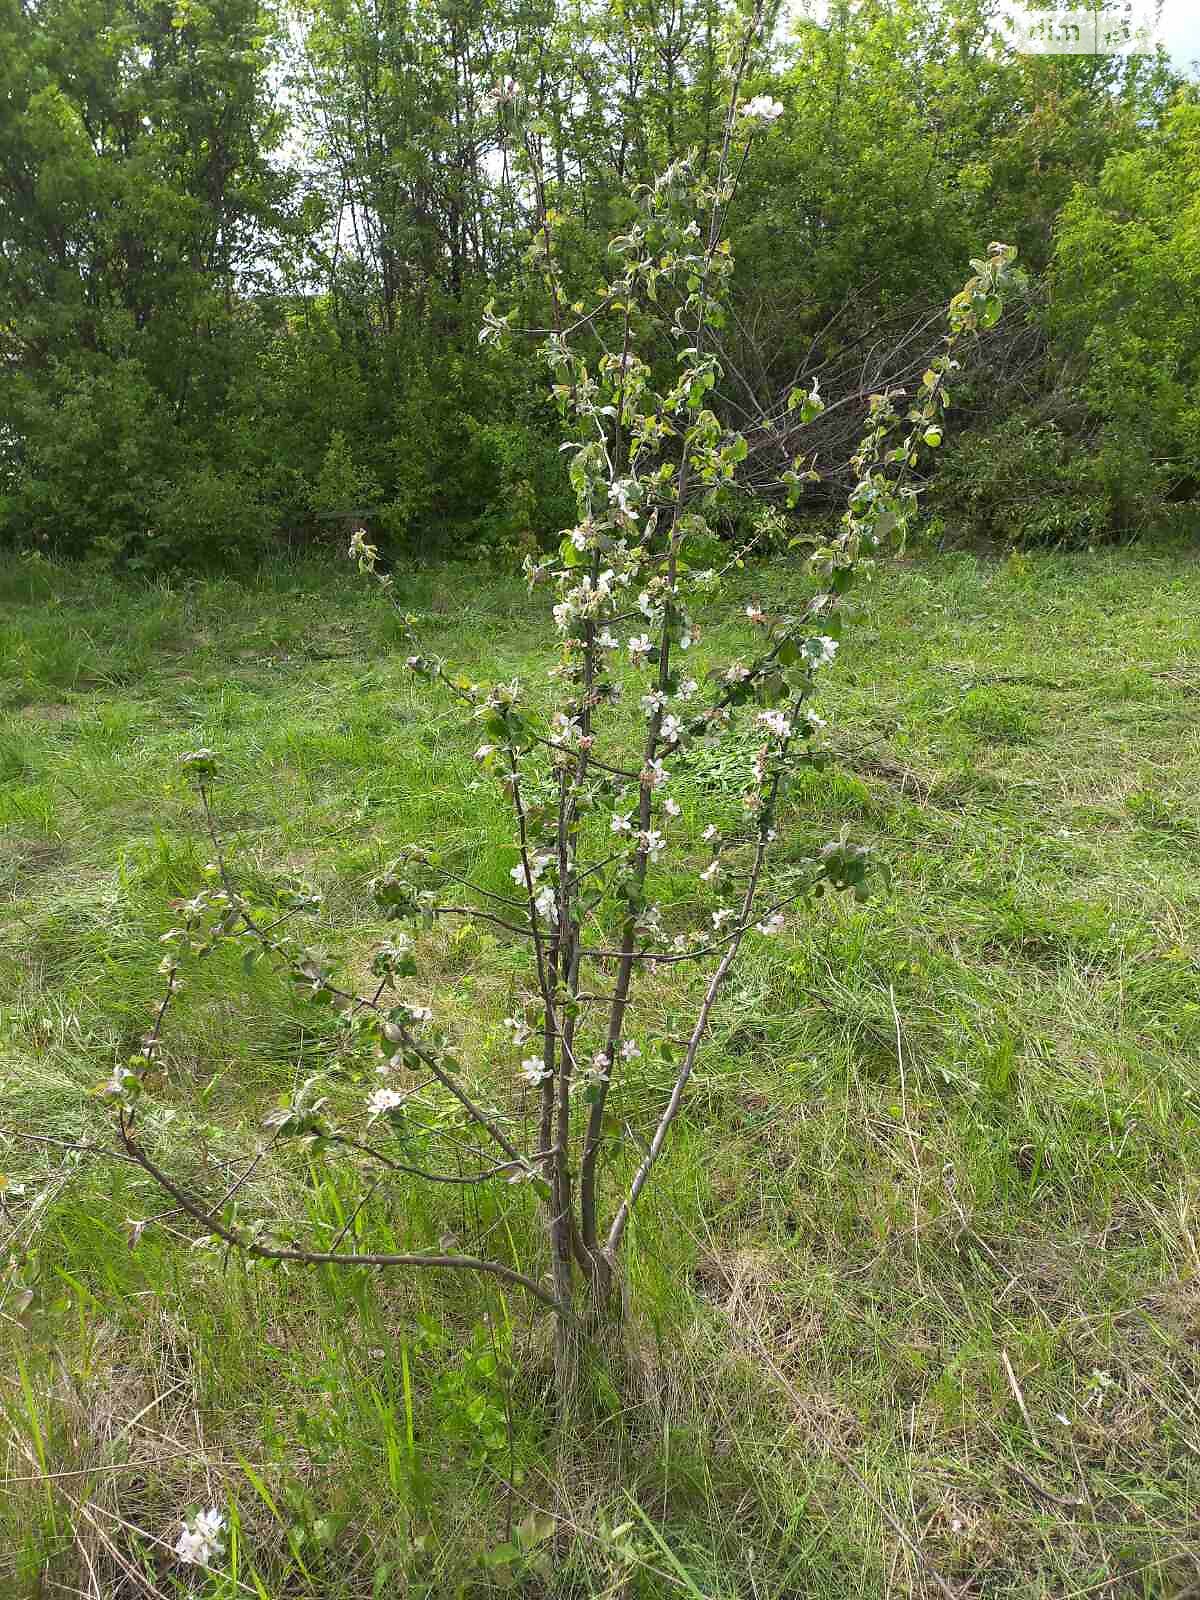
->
[107,8,1014,1389]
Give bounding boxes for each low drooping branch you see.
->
[118,1118,568,1317]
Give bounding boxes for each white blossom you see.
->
[511,854,552,890]
[746,603,768,625]
[663,797,681,817]
[640,689,667,714]
[597,628,618,649]
[805,635,839,668]
[712,908,737,928]
[741,94,785,123]
[757,709,793,740]
[702,824,719,842]
[725,663,751,683]
[485,76,522,110]
[485,680,520,709]
[609,478,638,514]
[700,860,721,884]
[638,829,666,863]
[642,758,668,789]
[756,912,786,936]
[175,1508,227,1568]
[503,1015,532,1046]
[521,1056,551,1085]
[629,634,653,662]
[101,1063,137,1100]
[660,714,683,744]
[368,1088,405,1118]
[678,678,699,700]
[474,743,495,762]
[611,811,633,834]
[532,886,559,925]
[620,1039,641,1059]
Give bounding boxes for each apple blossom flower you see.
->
[805,635,838,667]
[611,811,633,834]
[678,678,698,700]
[368,1087,405,1118]
[741,94,785,123]
[521,1056,551,1085]
[663,797,681,817]
[628,634,653,662]
[756,912,786,935]
[702,824,719,842]
[485,77,522,112]
[175,1508,227,1567]
[511,854,552,890]
[503,1015,532,1045]
[101,1063,138,1099]
[532,886,558,925]
[620,1039,640,1059]
[757,710,793,740]
[660,714,683,744]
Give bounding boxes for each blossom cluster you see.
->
[175,1508,227,1567]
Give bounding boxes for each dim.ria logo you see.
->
[1001,1,1163,53]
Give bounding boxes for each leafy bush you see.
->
[1048,93,1200,530]
[143,466,271,571]
[929,400,1177,547]
[0,361,166,559]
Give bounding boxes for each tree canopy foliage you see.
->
[0,0,1194,565]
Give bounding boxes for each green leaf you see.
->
[516,1510,555,1548]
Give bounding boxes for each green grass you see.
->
[1,544,1199,1598]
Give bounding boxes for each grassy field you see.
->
[2,543,1199,1599]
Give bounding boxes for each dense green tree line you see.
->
[0,0,1195,565]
